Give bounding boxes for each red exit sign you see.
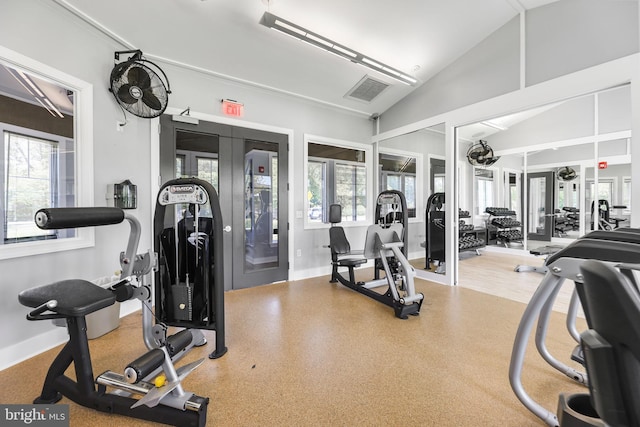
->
[598,161,608,169]
[221,99,244,117]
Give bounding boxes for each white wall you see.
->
[380,16,520,132]
[381,0,639,133]
[526,0,639,86]
[0,0,371,368]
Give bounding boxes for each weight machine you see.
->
[17,177,226,426]
[328,190,423,319]
[509,227,640,426]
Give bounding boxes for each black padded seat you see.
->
[337,257,367,267]
[18,279,116,317]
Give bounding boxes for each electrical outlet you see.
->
[296,249,302,257]
[116,121,125,132]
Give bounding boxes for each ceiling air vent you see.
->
[345,75,389,103]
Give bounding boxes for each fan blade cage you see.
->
[109,57,170,119]
[557,167,577,181]
[466,142,499,166]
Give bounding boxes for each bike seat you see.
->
[19,279,116,318]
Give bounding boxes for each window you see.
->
[586,179,614,204]
[305,135,372,224]
[335,162,366,221]
[475,168,495,215]
[0,48,93,259]
[622,177,631,212]
[3,132,72,242]
[429,156,445,197]
[433,175,445,193]
[176,150,219,192]
[557,181,565,210]
[556,180,580,211]
[307,160,325,221]
[378,151,420,218]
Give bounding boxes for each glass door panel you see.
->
[244,140,279,272]
[527,171,554,241]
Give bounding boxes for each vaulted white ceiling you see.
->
[44,0,558,116]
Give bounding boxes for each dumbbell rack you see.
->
[425,193,485,273]
[485,207,523,247]
[458,209,486,253]
[554,209,573,237]
[563,206,580,231]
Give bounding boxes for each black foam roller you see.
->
[166,329,193,357]
[35,207,125,229]
[124,348,165,384]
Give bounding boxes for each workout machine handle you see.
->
[26,300,59,321]
[35,207,125,230]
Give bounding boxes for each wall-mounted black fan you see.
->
[557,166,578,181]
[109,50,171,119]
[466,140,500,166]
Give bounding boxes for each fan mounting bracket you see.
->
[114,49,142,62]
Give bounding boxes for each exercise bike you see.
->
[328,190,423,319]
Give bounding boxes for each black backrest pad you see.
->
[329,204,341,224]
[18,279,116,317]
[329,226,351,255]
[578,261,640,426]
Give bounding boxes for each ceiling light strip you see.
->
[7,68,64,118]
[261,12,417,86]
[480,121,508,131]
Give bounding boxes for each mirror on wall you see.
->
[377,124,444,276]
[456,84,631,259]
[378,151,418,218]
[585,139,631,232]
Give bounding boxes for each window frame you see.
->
[304,134,373,228]
[0,45,94,260]
[176,149,219,191]
[622,175,631,215]
[377,146,423,222]
[473,167,497,220]
[3,128,66,242]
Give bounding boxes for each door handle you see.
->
[223,225,232,233]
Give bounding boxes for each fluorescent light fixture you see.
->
[18,70,45,97]
[8,68,64,118]
[260,12,417,86]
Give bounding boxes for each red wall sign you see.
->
[598,161,608,169]
[221,99,244,117]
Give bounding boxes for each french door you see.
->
[159,115,288,290]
